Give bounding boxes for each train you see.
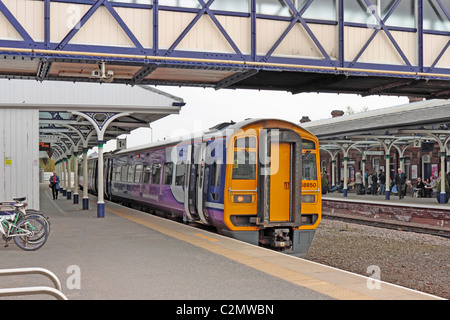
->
[80,119,322,256]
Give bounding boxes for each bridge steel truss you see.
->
[0,0,449,98]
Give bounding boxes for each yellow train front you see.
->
[220,119,321,256]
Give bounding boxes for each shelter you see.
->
[0,79,184,213]
[302,99,450,203]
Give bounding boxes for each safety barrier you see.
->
[0,267,68,300]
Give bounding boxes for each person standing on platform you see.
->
[378,170,386,195]
[394,168,407,199]
[371,170,378,195]
[355,170,363,195]
[49,171,60,200]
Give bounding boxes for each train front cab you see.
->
[222,120,321,257]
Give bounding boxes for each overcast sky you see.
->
[101,86,409,152]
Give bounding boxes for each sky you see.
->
[101,86,410,153]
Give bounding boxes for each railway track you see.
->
[322,211,450,239]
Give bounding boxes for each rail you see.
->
[0,267,68,300]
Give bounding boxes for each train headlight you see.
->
[302,194,315,203]
[233,194,253,203]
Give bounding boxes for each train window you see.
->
[175,163,186,186]
[163,162,174,185]
[232,150,256,180]
[135,165,143,183]
[143,165,151,184]
[121,166,128,182]
[302,139,315,150]
[302,152,317,180]
[151,163,161,184]
[210,162,221,186]
[114,166,121,181]
[127,166,134,183]
[235,137,256,148]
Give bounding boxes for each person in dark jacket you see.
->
[371,170,378,195]
[394,168,407,199]
[49,171,60,200]
[378,170,386,195]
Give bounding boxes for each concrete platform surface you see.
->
[0,184,443,301]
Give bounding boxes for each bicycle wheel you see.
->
[25,213,51,235]
[13,218,48,251]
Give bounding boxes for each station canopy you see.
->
[0,79,184,160]
[301,99,450,156]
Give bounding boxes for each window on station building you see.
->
[108,0,152,5]
[210,0,249,13]
[159,0,201,9]
[404,157,411,180]
[300,0,337,21]
[424,0,450,32]
[256,0,336,20]
[160,0,248,12]
[344,0,416,29]
[256,0,292,17]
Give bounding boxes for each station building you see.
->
[301,98,450,197]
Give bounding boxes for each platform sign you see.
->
[39,142,51,151]
[364,151,384,155]
[117,138,127,150]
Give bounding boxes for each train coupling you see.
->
[260,228,293,251]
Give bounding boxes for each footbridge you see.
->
[0,0,449,98]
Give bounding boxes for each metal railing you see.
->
[0,267,68,300]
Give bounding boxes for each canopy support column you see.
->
[82,147,89,210]
[71,111,131,218]
[73,151,79,204]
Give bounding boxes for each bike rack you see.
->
[0,267,68,300]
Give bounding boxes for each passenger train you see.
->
[81,119,321,256]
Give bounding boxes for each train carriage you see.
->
[82,119,321,256]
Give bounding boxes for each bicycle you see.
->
[0,199,49,251]
[1,197,51,235]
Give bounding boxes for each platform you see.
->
[323,190,450,234]
[0,184,444,301]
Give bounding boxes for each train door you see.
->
[269,140,291,222]
[104,158,112,199]
[196,141,209,224]
[258,129,302,226]
[185,142,209,224]
[185,144,199,221]
[187,144,199,218]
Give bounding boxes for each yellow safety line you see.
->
[106,205,373,300]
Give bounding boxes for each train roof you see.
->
[103,118,309,157]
